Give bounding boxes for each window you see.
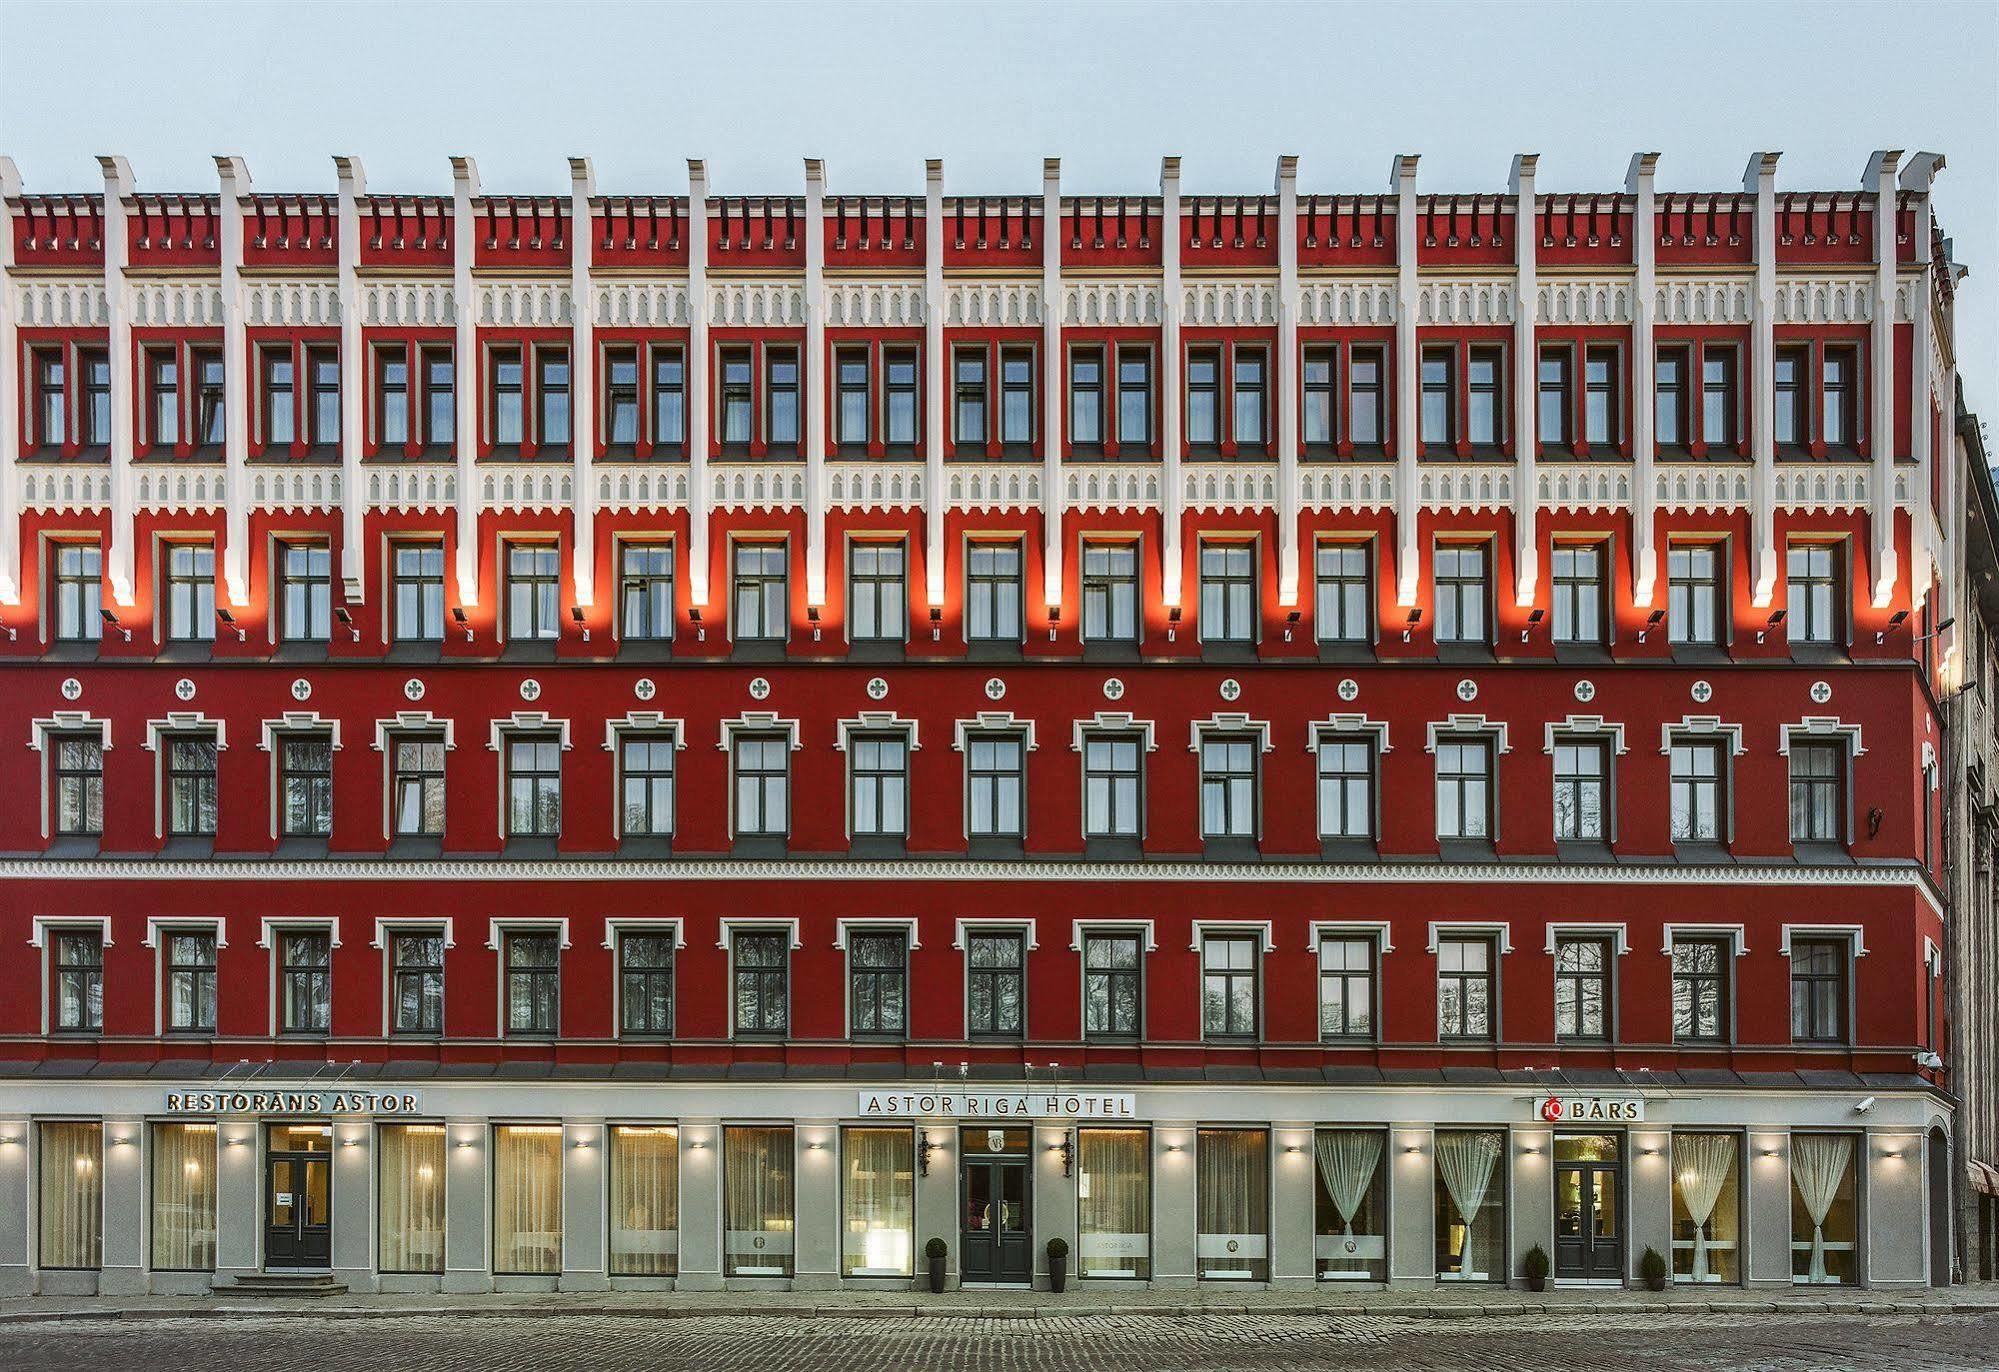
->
[884,349,918,449]
[1537,348,1570,447]
[849,735,908,839]
[1433,544,1488,646]
[278,930,331,1033]
[52,735,104,836]
[1671,1133,1739,1284]
[604,348,639,447]
[1199,542,1256,644]
[718,349,753,448]
[848,930,908,1036]
[1000,348,1034,447]
[535,349,570,448]
[164,542,215,642]
[1672,937,1731,1042]
[390,932,444,1035]
[1078,1129,1150,1280]
[1554,937,1611,1040]
[732,930,789,1035]
[1315,543,1371,645]
[619,734,676,839]
[1583,348,1617,448]
[1550,544,1604,647]
[836,350,870,449]
[423,350,455,447]
[1083,733,1143,839]
[619,543,674,642]
[1081,542,1138,645]
[1435,1130,1505,1281]
[1348,349,1384,448]
[1316,735,1376,840]
[954,349,988,449]
[650,348,684,453]
[262,349,295,447]
[849,542,905,644]
[33,348,67,447]
[1302,347,1335,452]
[503,931,559,1034]
[1318,936,1375,1039]
[151,1122,217,1273]
[1232,349,1267,448]
[1667,544,1724,647]
[165,929,217,1032]
[1552,738,1609,841]
[1068,348,1103,450]
[1186,348,1220,449]
[966,541,1022,644]
[732,734,790,838]
[491,349,524,446]
[1083,932,1142,1038]
[53,542,101,642]
[1196,1129,1268,1279]
[1201,934,1259,1038]
[1774,346,1808,448]
[732,542,788,642]
[965,931,1024,1037]
[279,734,333,837]
[1789,938,1848,1043]
[765,349,799,451]
[377,349,409,448]
[165,735,218,836]
[391,543,445,643]
[38,1122,102,1271]
[1786,544,1842,647]
[1788,740,1846,844]
[505,735,562,838]
[608,1126,678,1276]
[1420,349,1454,449]
[52,929,103,1031]
[966,733,1025,841]
[1313,1128,1388,1281]
[307,348,339,445]
[1655,348,1688,448]
[618,932,675,1037]
[1117,348,1151,451]
[1822,347,1857,449]
[724,1125,794,1276]
[1467,348,1502,447]
[148,350,180,450]
[1435,738,1493,840]
[391,735,445,838]
[1436,936,1494,1038]
[505,543,560,642]
[493,1126,563,1275]
[277,541,332,643]
[1701,348,1736,449]
[1670,739,1726,843]
[1789,1134,1857,1285]
[81,349,113,447]
[841,1127,914,1277]
[1199,735,1258,840]
[379,1124,447,1275]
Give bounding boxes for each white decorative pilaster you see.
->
[1866,149,1905,607]
[1039,157,1064,609]
[1626,152,1660,606]
[1509,154,1539,606]
[215,156,251,606]
[449,155,481,607]
[1745,151,1780,607]
[0,156,21,605]
[803,158,828,607]
[686,160,712,608]
[568,156,597,608]
[1390,154,1421,605]
[334,155,366,600]
[97,155,136,606]
[923,158,945,606]
[1159,156,1185,609]
[1275,154,1301,605]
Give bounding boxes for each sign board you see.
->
[1537,1094,1644,1123]
[857,1091,1138,1120]
[163,1090,423,1116]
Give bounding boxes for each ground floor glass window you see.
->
[1671,1132,1740,1284]
[725,1125,795,1277]
[840,1127,914,1277]
[149,1122,216,1272]
[39,1121,101,1271]
[379,1124,446,1274]
[493,1126,563,1275]
[1313,1129,1387,1281]
[1077,1128,1150,1279]
[1434,1130,1505,1282]
[1196,1128,1268,1280]
[1790,1133,1858,1285]
[610,1126,679,1276]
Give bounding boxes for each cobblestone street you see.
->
[2,1309,1996,1371]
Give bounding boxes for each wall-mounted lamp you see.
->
[1522,607,1544,642]
[99,607,132,642]
[1167,605,1182,643]
[570,605,590,643]
[1402,607,1422,643]
[807,1139,825,1151]
[335,604,359,641]
[1052,1130,1074,1177]
[1164,1141,1184,1153]
[226,1135,248,1148]
[1284,1143,1303,1155]
[919,1135,939,1176]
[686,1137,706,1150]
[929,606,943,642]
[573,1137,593,1150]
[455,1138,477,1150]
[1283,609,1301,643]
[1636,608,1665,644]
[1756,608,1785,645]
[1046,606,1060,641]
[451,606,473,642]
[1883,1149,1904,1160]
[0,1135,18,1147]
[806,605,821,642]
[340,1136,362,1148]
[687,606,705,642]
[1519,1144,1541,1156]
[1877,607,1910,645]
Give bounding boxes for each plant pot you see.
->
[1645,1274,1666,1293]
[1526,1275,1546,1293]
[928,1255,946,1295]
[1048,1253,1068,1293]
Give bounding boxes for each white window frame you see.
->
[1659,923,1750,957]
[1308,715,1392,842]
[488,712,574,842]
[1779,718,1864,846]
[718,917,802,1040]
[371,916,456,1037]
[373,711,458,842]
[143,711,227,841]
[1543,715,1628,844]
[718,712,803,842]
[1189,713,1273,843]
[603,916,686,1040]
[486,917,572,1039]
[258,916,340,1038]
[835,918,921,1039]
[954,712,1039,844]
[1072,712,1159,844]
[953,918,1038,1039]
[1309,920,1391,1042]
[259,711,342,841]
[29,710,111,840]
[145,915,228,1037]
[1426,714,1510,842]
[28,915,114,1037]
[604,712,687,841]
[835,712,921,842]
[1070,918,1157,1041]
[1192,920,1272,1041]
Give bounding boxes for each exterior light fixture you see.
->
[1638,607,1665,643]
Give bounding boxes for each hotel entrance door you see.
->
[1554,1132,1624,1282]
[265,1124,332,1268]
[960,1127,1033,1285]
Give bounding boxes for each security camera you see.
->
[1853,1097,1876,1115]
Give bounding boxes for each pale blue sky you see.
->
[2,0,1994,414]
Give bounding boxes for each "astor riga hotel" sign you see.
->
[857,1091,1139,1120]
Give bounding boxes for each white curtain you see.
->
[1436,1130,1502,1278]
[149,1123,216,1272]
[378,1125,446,1274]
[1078,1129,1150,1278]
[1790,1134,1853,1283]
[493,1127,563,1275]
[841,1128,913,1276]
[611,1127,679,1276]
[1674,1133,1735,1282]
[39,1122,101,1270]
[1196,1129,1268,1277]
[1314,1130,1383,1241]
[725,1126,794,1276]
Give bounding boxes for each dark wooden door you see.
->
[266,1152,332,1268]
[961,1158,1032,1284]
[1554,1160,1621,1280]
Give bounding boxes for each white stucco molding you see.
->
[1186,711,1273,753]
[952,917,1040,951]
[601,916,686,950]
[1542,715,1629,755]
[370,916,456,950]
[1778,716,1866,757]
[1188,918,1276,953]
[833,916,922,951]
[1426,920,1513,954]
[716,711,802,751]
[259,711,340,752]
[1659,715,1747,756]
[29,710,110,752]
[1660,922,1749,956]
[834,710,921,752]
[1543,921,1631,955]
[601,712,686,753]
[257,915,341,949]
[717,916,803,950]
[1306,919,1395,954]
[1068,918,1158,953]
[144,915,227,949]
[485,916,572,951]
[1070,711,1158,753]
[1305,714,1392,754]
[28,914,113,949]
[143,711,227,752]
[1778,923,1869,957]
[486,711,573,752]
[951,712,1040,752]
[373,711,457,752]
[1424,714,1511,753]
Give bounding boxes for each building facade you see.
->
[0,147,1970,1297]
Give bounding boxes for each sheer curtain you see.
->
[840,1127,913,1276]
[39,1122,102,1270]
[1435,1130,1503,1281]
[1078,1129,1150,1279]
[1314,1130,1383,1241]
[493,1126,563,1275]
[725,1126,795,1276]
[611,1126,679,1276]
[379,1125,446,1274]
[1790,1134,1853,1284]
[1672,1133,1736,1283]
[150,1123,216,1272]
[1196,1129,1268,1279]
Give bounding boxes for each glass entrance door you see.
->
[959,1128,1033,1284]
[1553,1132,1623,1281]
[265,1124,333,1268]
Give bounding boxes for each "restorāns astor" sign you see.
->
[857,1091,1138,1120]
[163,1090,423,1116]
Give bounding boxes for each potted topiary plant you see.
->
[924,1236,948,1294]
[1046,1236,1069,1293]
[1523,1244,1550,1293]
[1639,1246,1668,1293]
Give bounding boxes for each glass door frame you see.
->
[958,1135,1034,1286]
[263,1122,334,1270]
[1552,1130,1625,1284]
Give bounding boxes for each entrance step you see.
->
[214,1272,350,1297]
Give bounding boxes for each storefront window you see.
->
[724,1125,795,1277]
[1434,1129,1505,1282]
[1196,1128,1268,1280]
[150,1122,216,1271]
[492,1125,563,1275]
[1790,1132,1858,1285]
[1077,1128,1150,1279]
[379,1124,446,1274]
[840,1127,914,1277]
[1671,1132,1739,1284]
[610,1125,679,1276]
[39,1121,102,1270]
[1312,1128,1387,1281]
